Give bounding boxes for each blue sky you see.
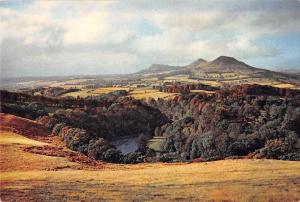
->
[0,0,299,77]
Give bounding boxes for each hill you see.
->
[137,56,300,87]
[194,56,257,73]
[0,113,50,138]
[137,64,184,75]
[1,114,300,201]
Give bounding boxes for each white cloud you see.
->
[0,0,299,77]
[63,11,108,44]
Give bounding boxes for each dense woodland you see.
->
[149,84,300,161]
[1,84,299,163]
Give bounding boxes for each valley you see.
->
[1,57,299,100]
[2,0,300,200]
[1,56,300,201]
[1,115,300,201]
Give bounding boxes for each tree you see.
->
[137,133,148,153]
[87,138,121,162]
[52,123,66,136]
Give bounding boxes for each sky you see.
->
[0,0,300,77]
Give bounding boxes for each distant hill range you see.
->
[137,56,300,84]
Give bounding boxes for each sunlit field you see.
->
[190,89,215,94]
[129,88,177,100]
[62,87,130,98]
[61,86,177,100]
[164,75,199,83]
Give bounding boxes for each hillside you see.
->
[0,113,50,138]
[1,114,300,201]
[138,64,183,74]
[137,56,300,87]
[1,85,299,164]
[194,56,257,73]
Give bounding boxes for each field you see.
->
[1,114,300,201]
[190,89,215,94]
[61,86,177,100]
[158,74,299,89]
[164,75,199,83]
[129,88,177,100]
[62,87,130,98]
[148,136,165,152]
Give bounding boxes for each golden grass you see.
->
[0,131,80,172]
[1,109,300,202]
[1,128,300,201]
[273,83,295,88]
[61,90,96,98]
[129,88,176,100]
[190,89,215,94]
[0,132,47,146]
[198,80,222,87]
[1,159,300,201]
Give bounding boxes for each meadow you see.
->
[61,86,177,100]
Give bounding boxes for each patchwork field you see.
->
[190,89,215,94]
[129,88,177,100]
[1,114,300,201]
[61,86,177,100]
[62,87,130,98]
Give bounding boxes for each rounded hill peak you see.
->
[212,56,239,65]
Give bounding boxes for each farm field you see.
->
[1,115,300,202]
[164,75,199,83]
[61,86,177,100]
[190,89,215,94]
[129,88,177,100]
[62,87,130,98]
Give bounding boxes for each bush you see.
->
[158,152,179,162]
[0,103,47,119]
[122,152,144,164]
[62,128,91,154]
[191,131,218,159]
[279,151,300,161]
[52,123,66,136]
[256,139,288,159]
[87,138,121,162]
[37,116,59,130]
[136,133,148,153]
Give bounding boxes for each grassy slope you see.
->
[1,114,300,201]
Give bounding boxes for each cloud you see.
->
[63,11,108,44]
[0,0,299,77]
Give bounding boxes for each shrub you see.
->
[37,116,59,130]
[63,128,91,154]
[256,139,288,159]
[136,133,148,153]
[52,123,66,136]
[87,138,121,162]
[158,152,179,163]
[279,151,300,161]
[122,152,144,164]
